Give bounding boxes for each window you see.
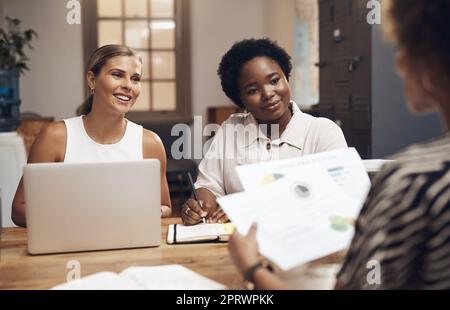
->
[82,0,191,123]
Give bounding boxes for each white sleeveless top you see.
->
[63,116,143,163]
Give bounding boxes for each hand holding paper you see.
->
[228,223,260,274]
[219,160,364,271]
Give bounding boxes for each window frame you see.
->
[81,0,192,125]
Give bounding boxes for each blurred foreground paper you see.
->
[219,164,361,271]
[236,148,371,205]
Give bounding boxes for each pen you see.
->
[187,172,206,224]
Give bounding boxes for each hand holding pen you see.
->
[187,172,206,224]
[181,172,209,225]
[181,172,229,225]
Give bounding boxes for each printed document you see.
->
[218,164,362,271]
[236,148,371,205]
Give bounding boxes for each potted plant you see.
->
[0,16,37,132]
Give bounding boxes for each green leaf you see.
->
[0,16,37,76]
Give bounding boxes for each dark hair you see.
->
[77,45,141,115]
[384,0,450,84]
[217,38,292,108]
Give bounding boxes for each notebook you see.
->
[51,264,225,290]
[167,223,234,244]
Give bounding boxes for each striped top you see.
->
[337,135,450,289]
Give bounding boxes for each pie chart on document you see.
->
[258,173,285,186]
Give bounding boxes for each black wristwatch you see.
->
[243,260,272,283]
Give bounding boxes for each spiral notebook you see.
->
[167,223,234,244]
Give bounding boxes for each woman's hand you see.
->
[228,223,260,274]
[181,199,212,225]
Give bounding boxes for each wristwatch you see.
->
[243,260,273,289]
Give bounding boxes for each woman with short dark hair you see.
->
[181,38,347,226]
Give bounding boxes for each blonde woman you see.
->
[12,45,171,227]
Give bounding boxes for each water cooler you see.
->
[0,70,27,228]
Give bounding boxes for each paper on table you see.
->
[236,148,370,205]
[119,265,226,289]
[51,264,225,290]
[218,164,361,271]
[51,272,142,290]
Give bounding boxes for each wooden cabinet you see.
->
[207,106,243,125]
[318,0,372,158]
[16,114,54,156]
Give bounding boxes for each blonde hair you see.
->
[77,45,141,115]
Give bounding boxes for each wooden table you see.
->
[0,218,345,290]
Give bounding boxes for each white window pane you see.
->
[152,51,175,79]
[98,21,122,47]
[125,0,148,18]
[125,21,149,49]
[97,0,122,17]
[153,82,176,111]
[136,51,150,80]
[150,21,175,49]
[132,81,151,111]
[150,0,174,18]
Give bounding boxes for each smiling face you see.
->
[238,56,291,124]
[87,55,142,115]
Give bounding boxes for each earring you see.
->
[90,88,95,95]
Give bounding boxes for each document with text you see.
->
[218,164,362,271]
[236,147,371,205]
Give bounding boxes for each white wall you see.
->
[190,0,296,123]
[190,0,265,123]
[262,0,295,56]
[2,0,84,121]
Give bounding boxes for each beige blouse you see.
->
[195,102,348,197]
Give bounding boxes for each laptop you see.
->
[23,160,161,254]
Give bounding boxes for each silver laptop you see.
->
[23,160,161,254]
